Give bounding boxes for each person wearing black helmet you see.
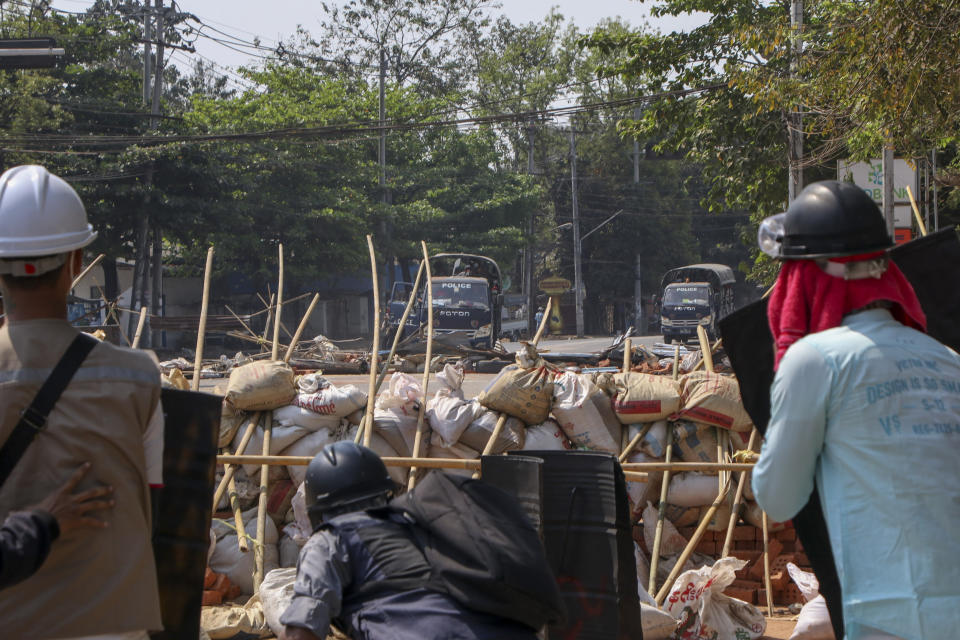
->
[752,180,960,640]
[279,441,537,640]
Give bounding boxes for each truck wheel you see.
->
[476,359,510,374]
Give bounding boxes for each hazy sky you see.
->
[50,0,707,77]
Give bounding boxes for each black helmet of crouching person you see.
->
[303,441,395,530]
[777,180,893,259]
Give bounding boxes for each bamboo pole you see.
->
[672,344,680,380]
[71,253,105,290]
[225,304,261,342]
[655,478,732,605]
[531,296,553,346]
[131,306,148,349]
[373,260,426,395]
[622,337,632,373]
[227,474,248,552]
[361,235,381,447]
[284,293,321,363]
[211,412,262,514]
[721,428,759,557]
[906,185,928,236]
[192,247,214,391]
[261,294,275,354]
[762,510,774,615]
[408,242,434,490]
[271,245,284,361]
[648,423,674,595]
[253,413,272,592]
[696,325,714,373]
[692,338,722,372]
[619,421,653,464]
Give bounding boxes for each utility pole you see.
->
[632,107,641,184]
[570,128,584,339]
[882,144,894,237]
[787,0,803,201]
[525,121,536,337]
[149,0,165,348]
[378,48,387,202]
[932,149,939,231]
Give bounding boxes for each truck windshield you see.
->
[664,285,709,307]
[432,280,490,310]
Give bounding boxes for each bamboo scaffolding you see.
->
[360,235,381,447]
[227,474,248,553]
[721,428,759,557]
[648,422,674,595]
[131,306,148,349]
[655,477,733,605]
[906,185,928,237]
[192,247,214,391]
[408,242,434,490]
[253,412,272,592]
[271,245,284,361]
[284,293,320,363]
[225,304,261,342]
[71,253,105,290]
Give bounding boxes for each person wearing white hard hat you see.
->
[0,165,163,639]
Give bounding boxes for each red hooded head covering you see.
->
[767,252,926,369]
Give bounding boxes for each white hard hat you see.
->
[0,165,96,262]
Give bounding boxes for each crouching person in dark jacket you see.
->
[280,442,540,640]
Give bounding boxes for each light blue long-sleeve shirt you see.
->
[753,309,960,640]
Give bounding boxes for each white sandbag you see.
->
[281,430,334,486]
[521,420,570,451]
[344,426,408,486]
[272,404,341,432]
[226,360,296,411]
[666,472,722,507]
[296,373,326,393]
[376,372,424,410]
[641,602,678,640]
[427,388,483,447]
[209,509,279,595]
[642,501,687,557]
[662,557,766,640]
[278,534,301,568]
[552,371,621,453]
[290,483,312,540]
[373,372,424,456]
[260,567,298,638]
[789,595,835,640]
[345,408,364,425]
[458,406,525,453]
[200,596,268,639]
[634,542,653,605]
[625,451,663,515]
[787,562,821,602]
[427,440,479,477]
[235,423,310,476]
[293,385,367,419]
[628,420,669,458]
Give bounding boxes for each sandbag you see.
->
[520,420,569,451]
[226,361,296,411]
[642,602,678,640]
[789,596,834,640]
[345,408,364,425]
[219,401,247,448]
[552,371,621,453]
[642,501,687,557]
[743,500,789,532]
[663,503,701,528]
[427,375,483,447]
[634,542,652,604]
[666,472,722,507]
[235,423,310,476]
[477,361,555,425]
[293,384,367,419]
[373,372,425,456]
[266,477,296,526]
[272,404,341,432]
[625,451,663,516]
[628,420,669,458]
[672,421,719,463]
[427,441,479,477]
[699,501,733,532]
[678,371,753,432]
[281,430,334,486]
[662,557,766,640]
[344,426,408,486]
[608,372,681,423]
[209,510,279,595]
[278,534,301,568]
[200,596,269,639]
[260,567,297,638]
[459,408,525,453]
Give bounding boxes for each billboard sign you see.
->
[837,158,917,205]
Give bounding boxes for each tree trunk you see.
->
[102,256,120,301]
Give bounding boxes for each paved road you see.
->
[505,334,663,353]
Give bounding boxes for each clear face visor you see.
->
[757,212,787,258]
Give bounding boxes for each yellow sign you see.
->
[539,276,571,295]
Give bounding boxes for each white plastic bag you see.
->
[789,595,835,640]
[373,372,425,456]
[787,562,820,602]
[427,365,483,446]
[260,567,298,638]
[663,557,766,640]
[551,371,621,453]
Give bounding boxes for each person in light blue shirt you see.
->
[752,181,960,640]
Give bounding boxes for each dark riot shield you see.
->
[150,389,221,640]
[718,227,960,639]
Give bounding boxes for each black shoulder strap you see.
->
[0,332,98,489]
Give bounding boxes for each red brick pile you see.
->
[202,567,243,606]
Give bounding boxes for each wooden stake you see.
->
[253,412,272,592]
[228,474,248,552]
[362,235,381,448]
[284,293,320,363]
[721,428,759,557]
[696,325,714,373]
[261,293,275,354]
[70,253,105,290]
[655,478,732,605]
[408,242,434,490]
[692,337,722,372]
[762,510,774,616]
[648,424,674,595]
[373,259,426,397]
[622,337,632,373]
[672,344,680,380]
[531,296,553,346]
[192,247,214,391]
[212,412,261,514]
[131,306,148,349]
[906,185,928,236]
[271,245,284,361]
[225,304,260,342]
